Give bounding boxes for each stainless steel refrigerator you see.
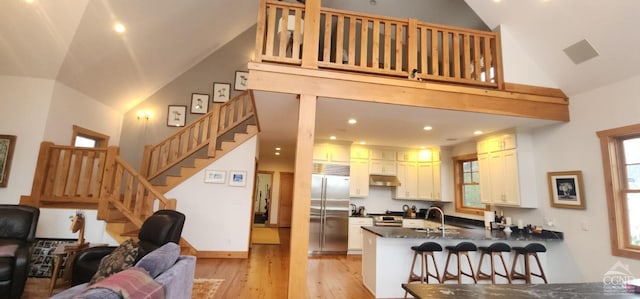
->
[309,163,350,254]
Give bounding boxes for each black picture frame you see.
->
[167,105,187,127]
[234,71,249,91]
[212,83,231,102]
[190,93,210,114]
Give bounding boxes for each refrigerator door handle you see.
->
[320,177,326,250]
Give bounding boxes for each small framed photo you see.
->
[229,170,247,187]
[212,83,231,103]
[204,170,226,184]
[234,71,249,91]
[190,93,210,114]
[0,135,17,188]
[548,170,586,209]
[167,105,187,127]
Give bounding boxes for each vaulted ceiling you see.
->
[2,0,639,157]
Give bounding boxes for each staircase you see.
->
[20,91,260,255]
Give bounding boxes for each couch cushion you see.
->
[72,287,121,299]
[0,244,17,257]
[0,257,13,280]
[0,209,34,240]
[89,238,139,284]
[135,242,179,278]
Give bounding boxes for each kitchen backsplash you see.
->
[350,186,432,215]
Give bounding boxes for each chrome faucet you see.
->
[425,207,445,236]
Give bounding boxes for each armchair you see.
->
[0,204,40,299]
[71,209,185,285]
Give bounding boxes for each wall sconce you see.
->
[137,110,152,120]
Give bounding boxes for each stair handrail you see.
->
[99,146,176,227]
[141,90,258,181]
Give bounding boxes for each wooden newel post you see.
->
[98,146,119,220]
[29,142,54,206]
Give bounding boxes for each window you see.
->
[453,154,486,216]
[71,125,109,148]
[597,123,640,259]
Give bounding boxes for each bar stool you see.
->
[476,242,512,284]
[441,242,477,284]
[510,243,548,284]
[404,242,442,298]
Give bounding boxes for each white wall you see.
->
[166,136,257,251]
[44,82,123,145]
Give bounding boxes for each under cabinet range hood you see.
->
[369,175,401,187]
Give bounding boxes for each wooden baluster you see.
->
[360,18,368,67]
[383,21,391,70]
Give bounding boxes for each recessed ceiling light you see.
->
[348,118,357,125]
[24,0,35,4]
[275,147,281,151]
[423,126,433,131]
[275,152,280,156]
[330,136,337,140]
[114,23,126,33]
[474,130,483,135]
[359,141,366,145]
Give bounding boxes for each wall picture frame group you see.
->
[190,93,210,114]
[212,83,231,103]
[167,105,187,127]
[0,135,16,188]
[547,170,586,209]
[204,170,226,184]
[234,71,249,91]
[229,170,247,187]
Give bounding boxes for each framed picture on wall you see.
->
[212,83,231,102]
[547,170,586,209]
[0,135,16,187]
[229,170,247,187]
[190,93,210,114]
[234,71,249,91]
[167,105,187,127]
[204,170,226,184]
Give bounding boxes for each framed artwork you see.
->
[190,93,210,114]
[234,71,249,91]
[212,83,231,103]
[548,170,586,209]
[167,105,187,127]
[0,135,16,187]
[204,170,226,184]
[229,170,247,187]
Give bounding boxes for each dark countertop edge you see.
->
[362,226,564,242]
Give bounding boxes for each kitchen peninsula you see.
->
[361,225,564,298]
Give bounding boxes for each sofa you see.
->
[0,204,40,299]
[51,242,196,299]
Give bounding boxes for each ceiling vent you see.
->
[563,39,599,65]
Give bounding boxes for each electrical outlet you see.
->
[581,221,589,231]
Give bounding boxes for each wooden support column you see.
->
[288,94,316,299]
[301,0,321,68]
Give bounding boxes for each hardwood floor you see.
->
[195,228,375,299]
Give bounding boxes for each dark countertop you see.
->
[362,226,563,241]
[402,282,640,299]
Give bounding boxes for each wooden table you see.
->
[48,243,92,296]
[402,282,640,299]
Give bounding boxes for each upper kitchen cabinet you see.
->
[313,142,351,164]
[477,132,537,208]
[417,161,442,201]
[397,150,418,162]
[351,146,370,160]
[369,149,396,161]
[395,161,418,199]
[350,158,369,197]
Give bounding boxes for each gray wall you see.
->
[119,25,257,168]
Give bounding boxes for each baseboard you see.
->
[197,251,248,259]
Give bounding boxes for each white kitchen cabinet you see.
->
[370,149,396,161]
[313,142,350,164]
[395,161,418,199]
[350,146,370,159]
[370,160,396,175]
[477,134,516,154]
[417,162,441,200]
[397,150,417,162]
[348,217,373,252]
[402,219,425,228]
[477,132,537,208]
[350,159,369,197]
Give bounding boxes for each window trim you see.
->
[597,123,640,260]
[453,153,488,216]
[71,125,109,148]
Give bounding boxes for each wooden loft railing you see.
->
[24,143,176,227]
[255,0,503,89]
[140,90,259,181]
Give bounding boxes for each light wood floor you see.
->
[196,228,375,299]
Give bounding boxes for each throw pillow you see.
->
[89,238,139,284]
[134,242,180,278]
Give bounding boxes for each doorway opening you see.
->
[254,171,273,225]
